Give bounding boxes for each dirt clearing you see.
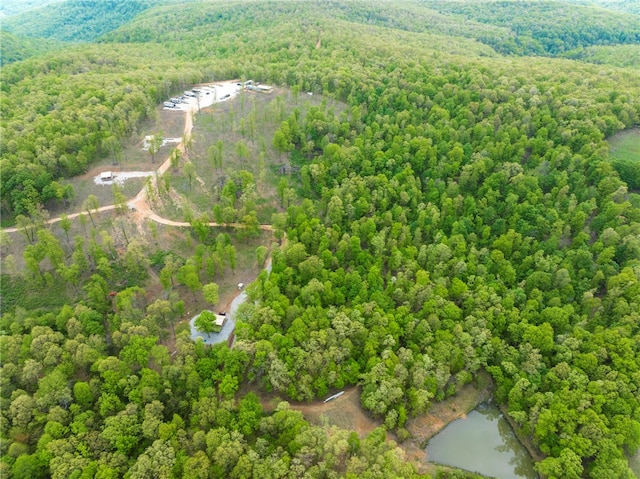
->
[256,372,494,474]
[288,387,382,438]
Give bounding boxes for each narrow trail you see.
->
[2,204,118,233]
[3,82,274,235]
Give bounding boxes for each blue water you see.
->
[426,402,537,479]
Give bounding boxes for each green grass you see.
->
[168,87,344,223]
[0,274,73,314]
[609,128,640,162]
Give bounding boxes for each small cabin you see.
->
[215,314,227,328]
[101,171,114,181]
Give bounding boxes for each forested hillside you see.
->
[1,1,639,478]
[0,31,63,65]
[564,44,640,69]
[0,0,192,42]
[425,0,640,55]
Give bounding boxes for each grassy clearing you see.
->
[288,387,382,438]
[0,274,73,313]
[608,128,640,190]
[608,128,640,162]
[164,88,344,223]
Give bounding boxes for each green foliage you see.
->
[611,159,640,190]
[255,245,268,267]
[11,454,47,479]
[202,283,220,307]
[564,44,640,69]
[195,310,222,334]
[3,0,155,42]
[0,30,64,65]
[2,1,640,478]
[426,0,640,55]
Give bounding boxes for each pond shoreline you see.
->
[403,370,544,478]
[405,370,494,449]
[425,402,538,479]
[497,402,546,468]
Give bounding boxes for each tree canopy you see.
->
[1,1,640,478]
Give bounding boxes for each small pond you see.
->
[426,402,537,479]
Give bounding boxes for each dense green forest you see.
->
[1,0,194,43]
[1,1,640,478]
[4,0,640,218]
[424,0,640,55]
[0,31,64,65]
[564,44,640,69]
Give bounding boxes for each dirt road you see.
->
[2,81,268,234]
[2,204,118,233]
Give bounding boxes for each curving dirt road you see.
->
[3,81,273,235]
